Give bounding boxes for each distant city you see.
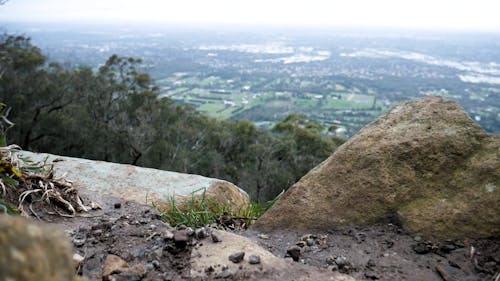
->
[4,23,499,137]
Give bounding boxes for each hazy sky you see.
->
[1,0,500,31]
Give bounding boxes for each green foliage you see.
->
[0,198,20,215]
[0,34,344,203]
[0,102,14,147]
[159,191,273,228]
[159,192,232,227]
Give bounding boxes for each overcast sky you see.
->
[1,0,500,31]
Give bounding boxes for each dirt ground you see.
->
[245,223,499,281]
[3,186,499,281]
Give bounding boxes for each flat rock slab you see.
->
[191,229,356,281]
[17,151,249,212]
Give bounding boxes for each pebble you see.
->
[73,237,86,247]
[448,260,461,269]
[440,243,456,253]
[152,260,161,269]
[211,232,222,243]
[195,227,208,239]
[163,230,174,240]
[306,238,315,247]
[287,245,301,262]
[220,269,233,279]
[145,263,154,271]
[114,202,122,209]
[73,253,85,266]
[414,235,422,242]
[228,252,245,263]
[102,254,129,280]
[185,227,195,236]
[413,243,430,254]
[257,234,270,240]
[173,230,189,247]
[453,241,465,248]
[296,241,307,248]
[335,256,348,268]
[248,254,261,264]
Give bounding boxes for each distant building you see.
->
[224,100,236,107]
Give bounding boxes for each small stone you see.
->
[335,256,348,268]
[73,237,86,247]
[248,255,261,264]
[91,202,102,210]
[195,227,208,239]
[145,263,154,271]
[257,234,269,240]
[220,269,233,279]
[173,230,189,247]
[453,240,465,248]
[440,243,456,253]
[296,241,307,248]
[152,260,160,269]
[287,245,301,262]
[73,253,85,268]
[306,238,315,247]
[211,232,222,243]
[102,255,129,280]
[163,230,174,240]
[185,227,195,236]
[114,202,122,209]
[448,260,461,269]
[205,266,215,273]
[414,235,422,242]
[229,252,245,263]
[413,243,430,254]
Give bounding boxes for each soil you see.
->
[245,224,499,281]
[3,187,499,281]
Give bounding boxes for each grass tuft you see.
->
[157,190,279,228]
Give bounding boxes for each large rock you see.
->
[191,229,356,281]
[0,215,76,281]
[17,151,249,213]
[253,97,499,238]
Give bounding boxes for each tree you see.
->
[0,35,77,150]
[0,35,344,202]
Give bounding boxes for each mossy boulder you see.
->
[253,97,499,239]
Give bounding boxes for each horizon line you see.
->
[2,20,500,34]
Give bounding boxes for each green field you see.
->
[157,74,386,134]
